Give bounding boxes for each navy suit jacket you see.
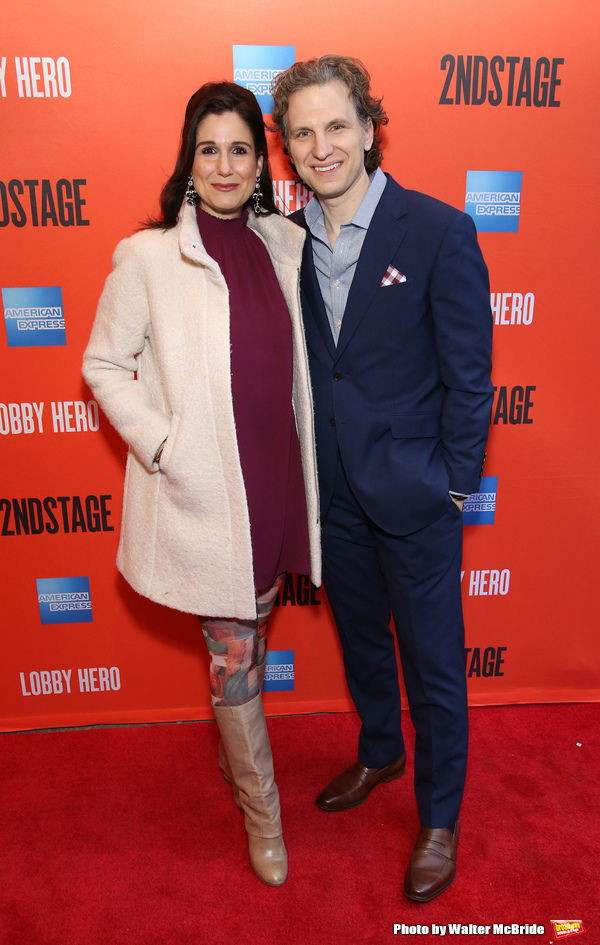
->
[291,174,494,535]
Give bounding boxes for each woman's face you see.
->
[192,111,264,219]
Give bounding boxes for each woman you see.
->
[82,82,321,887]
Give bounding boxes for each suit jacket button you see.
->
[333,372,342,380]
[329,417,336,427]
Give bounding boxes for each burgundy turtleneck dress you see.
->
[196,206,310,592]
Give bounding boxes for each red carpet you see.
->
[1,704,598,945]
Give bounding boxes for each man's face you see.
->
[286,80,373,205]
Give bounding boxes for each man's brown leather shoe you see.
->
[316,755,406,811]
[404,821,460,902]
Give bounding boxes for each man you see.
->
[271,55,493,902]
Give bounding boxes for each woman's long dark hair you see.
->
[145,82,278,228]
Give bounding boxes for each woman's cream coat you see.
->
[83,202,321,619]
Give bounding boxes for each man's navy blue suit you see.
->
[291,174,493,828]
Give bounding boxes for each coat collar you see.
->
[177,200,305,270]
[249,209,306,268]
[299,228,337,359]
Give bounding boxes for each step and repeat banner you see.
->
[2,0,599,731]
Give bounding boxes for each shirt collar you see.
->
[304,166,387,235]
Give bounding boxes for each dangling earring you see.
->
[253,176,263,214]
[186,174,198,206]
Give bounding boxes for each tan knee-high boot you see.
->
[218,740,241,807]
[218,658,266,810]
[213,693,287,886]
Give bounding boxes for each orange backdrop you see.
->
[2,0,599,732]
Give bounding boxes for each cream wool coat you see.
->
[83,202,321,619]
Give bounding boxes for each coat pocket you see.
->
[156,413,180,475]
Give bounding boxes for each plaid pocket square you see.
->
[380,265,407,287]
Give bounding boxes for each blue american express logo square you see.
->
[233,45,295,114]
[37,576,93,624]
[463,476,498,525]
[263,649,294,692]
[465,171,522,233]
[2,286,66,347]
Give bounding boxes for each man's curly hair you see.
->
[270,54,388,174]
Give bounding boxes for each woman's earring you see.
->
[186,174,198,206]
[253,176,263,214]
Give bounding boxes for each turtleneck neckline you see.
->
[196,206,250,239]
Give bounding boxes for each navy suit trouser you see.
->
[321,456,468,828]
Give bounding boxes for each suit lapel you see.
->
[336,178,409,359]
[298,221,337,360]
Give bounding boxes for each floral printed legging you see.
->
[199,574,284,707]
